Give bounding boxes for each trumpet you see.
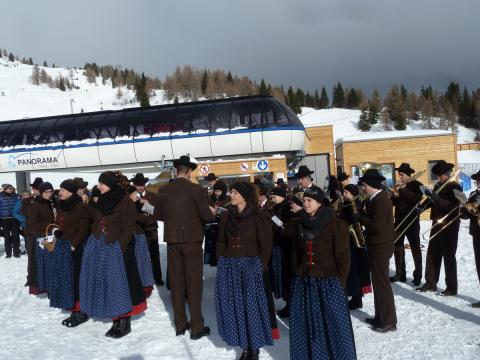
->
[394,168,462,243]
[389,170,426,197]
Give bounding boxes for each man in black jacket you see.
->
[391,163,424,286]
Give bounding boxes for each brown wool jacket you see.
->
[56,201,91,249]
[157,178,215,244]
[137,191,161,229]
[21,196,39,236]
[359,190,395,247]
[90,195,137,251]
[27,200,56,237]
[216,206,273,269]
[291,212,350,287]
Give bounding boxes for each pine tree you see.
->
[346,89,360,109]
[400,85,408,102]
[319,86,329,109]
[226,71,233,83]
[380,108,392,130]
[421,97,434,129]
[332,82,345,108]
[287,86,301,114]
[295,88,306,108]
[135,72,150,107]
[368,90,381,125]
[314,89,320,109]
[28,57,33,65]
[57,76,66,91]
[305,91,314,107]
[358,107,371,131]
[8,52,14,61]
[201,70,208,95]
[43,61,48,67]
[259,79,269,96]
[385,85,407,130]
[445,82,461,113]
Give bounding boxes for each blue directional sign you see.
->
[257,159,269,171]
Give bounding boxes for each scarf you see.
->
[297,206,334,241]
[226,202,256,237]
[58,194,82,212]
[96,186,126,216]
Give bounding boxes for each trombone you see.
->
[389,170,426,197]
[421,190,479,242]
[394,167,462,243]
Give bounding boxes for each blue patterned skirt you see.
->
[134,233,155,287]
[79,235,132,319]
[215,256,273,350]
[36,238,53,293]
[269,246,283,299]
[290,276,356,360]
[49,239,75,309]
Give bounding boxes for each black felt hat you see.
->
[303,187,325,204]
[343,184,359,197]
[471,170,480,181]
[60,179,78,194]
[204,173,218,181]
[395,163,415,175]
[130,173,149,186]
[73,177,89,189]
[173,155,197,170]
[231,181,254,201]
[38,182,54,194]
[270,187,287,198]
[431,160,454,176]
[359,169,386,189]
[296,165,314,179]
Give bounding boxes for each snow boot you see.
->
[250,349,260,360]
[110,316,131,338]
[62,312,89,327]
[348,296,363,310]
[238,349,250,360]
[105,319,121,337]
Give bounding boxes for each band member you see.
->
[131,173,164,286]
[80,171,147,338]
[21,177,43,294]
[356,169,397,332]
[417,160,462,296]
[204,173,218,195]
[338,172,350,189]
[49,179,90,327]
[391,163,423,286]
[295,165,321,193]
[290,188,356,359]
[215,181,273,360]
[157,155,215,339]
[269,187,292,301]
[30,182,56,294]
[464,170,480,307]
[73,177,90,203]
[204,179,230,266]
[341,184,372,310]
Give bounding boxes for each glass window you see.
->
[172,105,194,133]
[140,107,173,136]
[264,98,290,127]
[379,163,395,187]
[231,99,251,129]
[250,99,263,128]
[190,104,210,133]
[210,103,231,132]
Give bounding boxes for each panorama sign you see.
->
[0,149,66,172]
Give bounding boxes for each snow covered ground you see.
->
[0,221,479,360]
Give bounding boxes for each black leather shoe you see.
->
[105,319,121,337]
[440,288,457,296]
[238,349,250,360]
[416,284,437,292]
[349,296,363,310]
[175,322,190,336]
[190,326,210,340]
[365,317,376,325]
[472,301,480,308]
[250,349,260,360]
[156,279,164,286]
[110,317,131,338]
[371,324,397,333]
[411,279,421,286]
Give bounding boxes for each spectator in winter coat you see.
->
[0,184,21,258]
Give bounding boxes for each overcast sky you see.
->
[1,0,479,93]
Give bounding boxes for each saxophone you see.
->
[349,199,366,248]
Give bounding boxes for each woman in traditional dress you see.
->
[290,187,356,360]
[215,181,273,360]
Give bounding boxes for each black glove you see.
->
[53,229,63,239]
[423,188,433,198]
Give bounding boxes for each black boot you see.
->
[238,349,250,360]
[111,316,131,338]
[250,349,260,360]
[105,319,121,337]
[348,296,363,310]
[62,312,89,327]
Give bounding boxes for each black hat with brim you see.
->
[204,173,218,181]
[359,169,386,189]
[471,170,480,181]
[431,160,454,176]
[343,184,359,197]
[130,173,149,185]
[395,163,415,175]
[173,155,197,170]
[73,177,89,189]
[296,165,314,179]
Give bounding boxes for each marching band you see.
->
[1,157,479,360]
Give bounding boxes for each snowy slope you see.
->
[0,221,479,359]
[0,57,167,121]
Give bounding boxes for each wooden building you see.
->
[335,130,457,186]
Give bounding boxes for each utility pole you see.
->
[70,98,75,114]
